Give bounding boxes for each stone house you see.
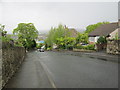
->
[108,28,120,39]
[88,22,119,44]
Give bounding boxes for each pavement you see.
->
[4,50,118,88]
[4,51,55,88]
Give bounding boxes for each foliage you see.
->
[114,33,119,40]
[97,36,107,44]
[76,33,88,44]
[75,44,95,50]
[56,37,76,49]
[85,22,109,34]
[36,43,44,49]
[2,36,13,42]
[13,23,38,50]
[0,24,14,43]
[47,47,52,51]
[45,24,71,48]
[75,44,84,49]
[83,44,95,50]
[14,40,23,47]
[0,24,7,37]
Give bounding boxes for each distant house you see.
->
[88,22,119,44]
[68,28,79,37]
[64,25,79,37]
[37,34,47,40]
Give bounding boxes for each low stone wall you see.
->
[96,43,107,51]
[107,40,120,54]
[73,48,95,52]
[2,43,26,88]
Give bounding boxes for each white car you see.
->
[38,48,44,52]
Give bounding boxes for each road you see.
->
[5,51,118,88]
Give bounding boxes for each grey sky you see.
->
[1,2,118,34]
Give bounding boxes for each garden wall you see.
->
[1,42,26,88]
[107,40,120,54]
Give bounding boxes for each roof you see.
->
[89,22,119,37]
[68,28,78,37]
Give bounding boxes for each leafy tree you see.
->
[0,24,13,43]
[45,24,71,49]
[0,24,7,37]
[13,23,38,50]
[76,33,88,44]
[85,22,109,34]
[56,37,75,49]
[97,36,107,44]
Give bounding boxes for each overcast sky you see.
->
[0,1,118,34]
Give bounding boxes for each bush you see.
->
[36,43,44,49]
[2,36,13,42]
[84,44,95,50]
[47,47,52,50]
[14,43,23,47]
[75,44,84,49]
[75,44,95,50]
[97,36,107,44]
[66,44,73,50]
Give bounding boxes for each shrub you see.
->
[75,44,84,49]
[36,43,44,49]
[97,36,107,44]
[66,44,73,50]
[75,44,95,50]
[47,47,52,50]
[84,44,95,50]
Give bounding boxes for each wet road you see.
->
[5,51,118,88]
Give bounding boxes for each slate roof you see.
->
[89,22,119,37]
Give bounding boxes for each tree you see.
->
[76,33,88,44]
[97,36,107,44]
[56,37,75,49]
[45,24,71,49]
[85,22,109,34]
[0,24,7,37]
[13,23,38,49]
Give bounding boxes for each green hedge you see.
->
[75,44,95,50]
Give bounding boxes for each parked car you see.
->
[39,48,44,52]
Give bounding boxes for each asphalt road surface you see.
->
[5,51,118,88]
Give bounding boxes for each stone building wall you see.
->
[1,42,26,88]
[107,40,120,54]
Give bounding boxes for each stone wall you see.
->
[2,42,26,88]
[96,43,107,51]
[107,40,120,54]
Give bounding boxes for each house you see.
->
[64,25,79,37]
[108,28,120,39]
[88,22,119,44]
[68,28,79,37]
